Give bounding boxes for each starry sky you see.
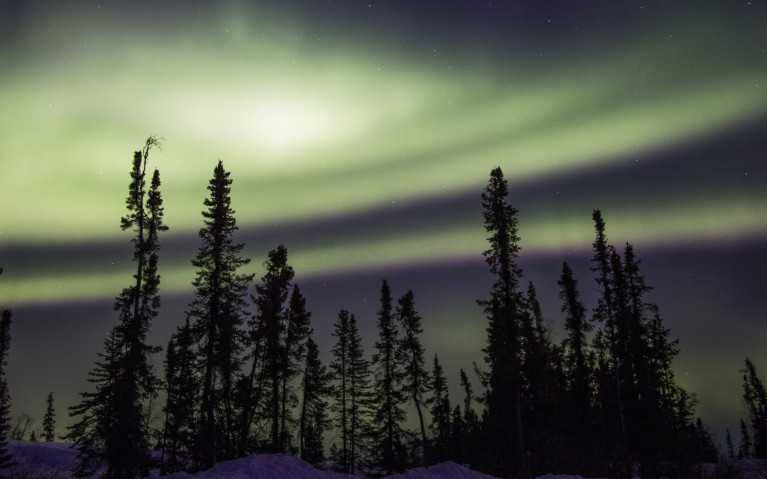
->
[0,0,766,445]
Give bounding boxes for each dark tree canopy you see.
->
[0,305,13,475]
[68,137,166,479]
[42,392,55,443]
[370,279,407,475]
[187,160,254,469]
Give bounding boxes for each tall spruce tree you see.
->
[478,167,526,478]
[590,211,694,478]
[370,280,407,475]
[590,209,631,477]
[299,336,332,466]
[249,245,295,453]
[42,392,55,443]
[187,160,253,469]
[330,310,352,473]
[739,418,754,459]
[558,262,593,429]
[459,369,478,435]
[743,358,767,458]
[428,355,451,465]
[330,310,370,475]
[68,137,166,479]
[522,281,563,475]
[0,304,13,475]
[396,290,429,468]
[346,314,371,476]
[281,285,312,450]
[160,319,198,475]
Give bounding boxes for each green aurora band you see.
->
[0,5,765,305]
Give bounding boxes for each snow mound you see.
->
[7,440,79,478]
[157,454,357,479]
[535,474,589,479]
[382,461,500,479]
[156,456,500,479]
[4,441,501,479]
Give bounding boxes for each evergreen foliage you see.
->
[558,262,592,415]
[477,166,526,478]
[587,210,697,479]
[370,280,407,475]
[10,163,727,478]
[278,284,312,453]
[67,137,166,479]
[0,305,13,475]
[299,337,332,466]
[427,355,451,465]
[42,392,55,443]
[739,418,754,459]
[743,358,767,458]
[160,319,198,474]
[248,245,297,454]
[187,160,254,469]
[330,310,370,475]
[396,290,429,468]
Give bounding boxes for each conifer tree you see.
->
[249,245,295,453]
[346,314,371,475]
[589,210,631,476]
[559,262,592,412]
[396,290,429,468]
[160,319,198,475]
[739,418,753,459]
[589,211,694,478]
[299,337,332,466]
[743,358,767,458]
[42,392,55,443]
[459,369,478,434]
[0,305,13,475]
[279,282,311,452]
[725,429,736,462]
[68,137,166,479]
[187,160,253,468]
[370,280,407,475]
[478,167,526,478]
[428,355,451,465]
[330,310,352,473]
[330,310,370,475]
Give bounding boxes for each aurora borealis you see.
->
[1,0,766,443]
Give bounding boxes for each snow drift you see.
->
[4,441,503,479]
[156,454,358,479]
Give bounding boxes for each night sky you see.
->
[1,0,766,445]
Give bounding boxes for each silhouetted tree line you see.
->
[721,358,767,462]
[472,167,717,479]
[0,268,14,478]
[54,140,721,479]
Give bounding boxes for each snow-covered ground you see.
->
[4,440,502,479]
[8,441,767,479]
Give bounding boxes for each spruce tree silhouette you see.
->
[299,336,332,466]
[278,283,312,452]
[370,279,407,475]
[67,136,166,479]
[0,287,13,475]
[42,392,55,443]
[396,290,429,468]
[187,160,253,469]
[478,167,526,479]
[160,318,197,474]
[427,354,451,464]
[330,310,370,475]
[743,358,767,458]
[249,245,298,454]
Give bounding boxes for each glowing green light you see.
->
[1,6,765,305]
